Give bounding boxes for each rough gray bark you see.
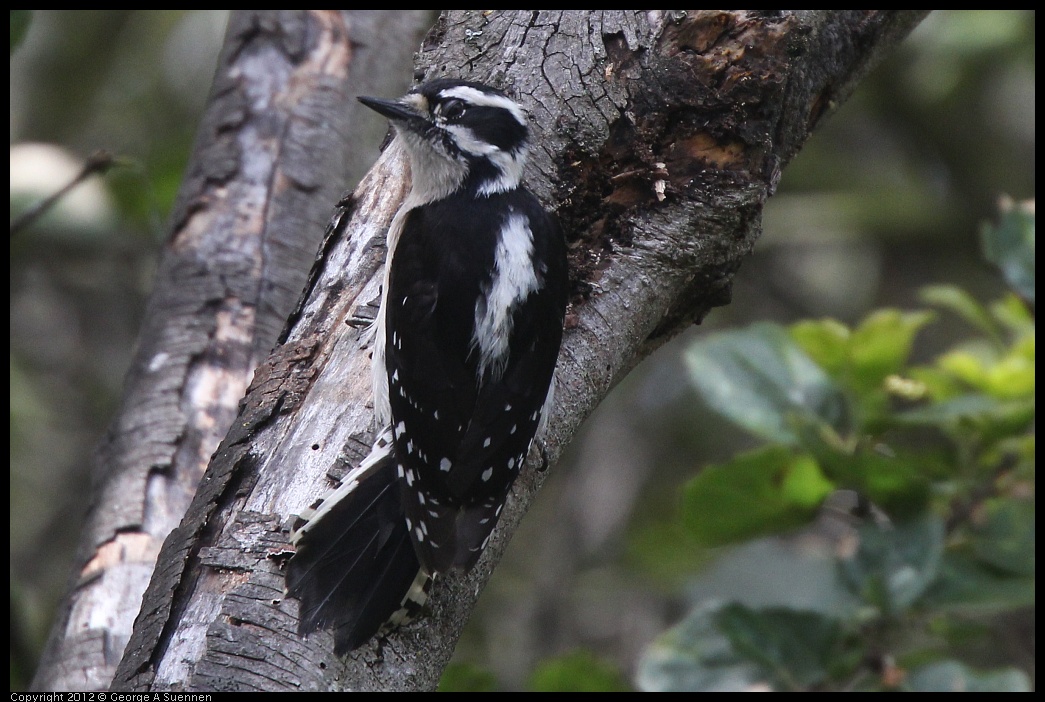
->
[103,10,927,693]
[31,10,433,692]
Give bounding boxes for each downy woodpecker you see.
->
[286,79,569,653]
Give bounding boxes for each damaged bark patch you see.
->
[667,10,738,54]
[555,11,798,300]
[642,11,796,184]
[665,132,750,177]
[555,140,637,303]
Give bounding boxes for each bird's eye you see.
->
[441,99,466,120]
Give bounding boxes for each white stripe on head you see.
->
[437,85,527,128]
[443,124,528,195]
[401,93,428,112]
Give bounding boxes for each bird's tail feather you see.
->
[287,430,431,653]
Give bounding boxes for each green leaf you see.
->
[907,363,970,402]
[637,601,765,692]
[714,604,857,691]
[438,662,498,692]
[791,311,933,396]
[983,349,1035,399]
[681,447,833,547]
[937,349,991,387]
[895,394,1034,447]
[848,309,934,392]
[895,392,1002,425]
[925,550,1035,613]
[685,323,848,444]
[780,453,837,507]
[920,284,1000,343]
[935,342,1035,400]
[815,449,932,517]
[10,10,31,55]
[905,660,1031,692]
[528,650,631,692]
[790,318,851,377]
[980,198,1034,303]
[970,498,1035,576]
[989,293,1034,336]
[838,514,944,613]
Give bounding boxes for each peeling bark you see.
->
[92,9,928,693]
[31,10,434,692]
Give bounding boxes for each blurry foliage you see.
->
[441,649,632,693]
[8,10,1035,693]
[636,203,1034,691]
[437,662,498,692]
[980,197,1035,305]
[10,10,31,54]
[526,649,633,692]
[451,12,1033,693]
[10,10,229,691]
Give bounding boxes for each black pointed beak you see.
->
[357,95,423,125]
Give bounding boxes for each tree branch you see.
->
[104,10,927,693]
[32,10,433,692]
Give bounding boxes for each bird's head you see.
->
[359,79,530,201]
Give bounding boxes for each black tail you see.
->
[286,431,430,653]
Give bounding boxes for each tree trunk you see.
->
[30,10,434,692]
[45,9,930,693]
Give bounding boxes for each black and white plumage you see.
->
[286,79,568,653]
